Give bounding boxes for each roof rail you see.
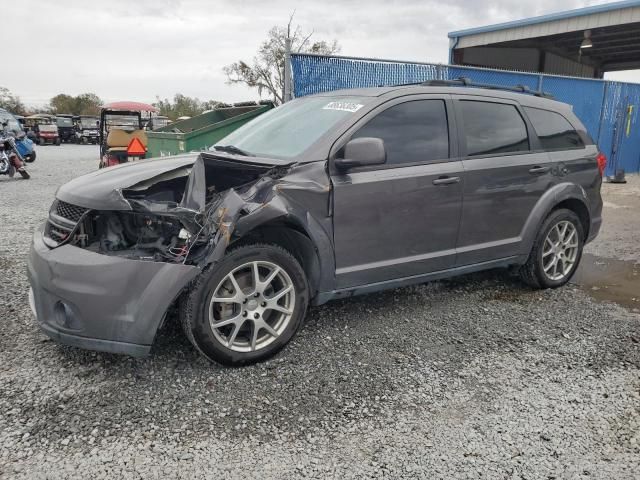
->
[418,77,554,98]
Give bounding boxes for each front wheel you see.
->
[519,209,584,289]
[24,152,36,163]
[180,244,309,366]
[38,138,45,146]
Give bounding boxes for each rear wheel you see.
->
[520,209,584,289]
[180,244,309,366]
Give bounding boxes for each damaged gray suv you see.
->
[28,81,605,365]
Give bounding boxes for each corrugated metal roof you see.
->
[448,0,640,38]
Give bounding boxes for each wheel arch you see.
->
[230,218,325,301]
[520,182,591,258]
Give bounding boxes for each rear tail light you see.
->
[596,152,607,176]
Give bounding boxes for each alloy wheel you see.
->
[542,220,579,281]
[208,261,295,352]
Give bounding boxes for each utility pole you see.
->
[284,37,292,103]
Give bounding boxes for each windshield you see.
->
[212,96,371,158]
[57,117,73,127]
[104,114,139,131]
[0,111,22,132]
[80,118,99,128]
[40,124,57,132]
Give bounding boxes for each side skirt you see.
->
[312,256,523,305]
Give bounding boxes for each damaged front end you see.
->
[45,153,296,267]
[30,152,331,356]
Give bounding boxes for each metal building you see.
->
[449,0,640,78]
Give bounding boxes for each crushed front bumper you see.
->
[27,226,200,356]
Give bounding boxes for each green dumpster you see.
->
[146,103,274,158]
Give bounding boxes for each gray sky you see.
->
[8,0,637,107]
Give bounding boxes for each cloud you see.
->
[6,0,632,107]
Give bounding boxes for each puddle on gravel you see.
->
[572,253,640,311]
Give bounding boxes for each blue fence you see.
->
[291,54,640,174]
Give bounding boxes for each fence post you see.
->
[596,81,609,147]
[284,38,293,102]
[537,74,544,92]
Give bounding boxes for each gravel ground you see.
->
[0,146,638,479]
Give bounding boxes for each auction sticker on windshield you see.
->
[323,101,364,113]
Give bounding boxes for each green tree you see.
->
[223,16,340,104]
[75,93,103,115]
[153,94,222,120]
[49,94,77,114]
[49,93,103,115]
[0,87,26,115]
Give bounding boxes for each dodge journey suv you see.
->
[28,80,604,365]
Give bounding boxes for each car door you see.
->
[453,95,555,266]
[330,95,464,289]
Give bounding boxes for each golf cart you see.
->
[56,114,75,143]
[99,101,157,168]
[74,115,100,144]
[24,115,60,145]
[145,115,170,130]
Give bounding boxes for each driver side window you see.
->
[351,99,449,166]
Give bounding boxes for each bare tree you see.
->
[223,14,340,104]
[0,87,26,115]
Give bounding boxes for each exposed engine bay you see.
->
[78,211,198,263]
[44,152,326,268]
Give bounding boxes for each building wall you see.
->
[453,5,640,49]
[458,47,596,78]
[543,52,595,77]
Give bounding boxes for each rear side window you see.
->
[352,99,449,165]
[460,101,529,156]
[524,107,585,150]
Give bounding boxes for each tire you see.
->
[38,138,45,146]
[519,208,584,289]
[55,138,61,146]
[180,244,309,366]
[24,152,36,163]
[81,137,88,145]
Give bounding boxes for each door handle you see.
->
[432,176,460,185]
[529,166,550,174]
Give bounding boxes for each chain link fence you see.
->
[291,53,640,174]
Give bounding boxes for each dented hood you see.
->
[56,153,291,211]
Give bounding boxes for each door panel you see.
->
[457,152,554,265]
[453,96,556,265]
[332,161,463,288]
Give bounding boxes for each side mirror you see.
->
[334,137,386,171]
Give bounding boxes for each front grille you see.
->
[53,200,87,223]
[44,200,89,248]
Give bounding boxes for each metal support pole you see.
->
[284,38,292,103]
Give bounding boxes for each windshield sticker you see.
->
[323,101,364,113]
